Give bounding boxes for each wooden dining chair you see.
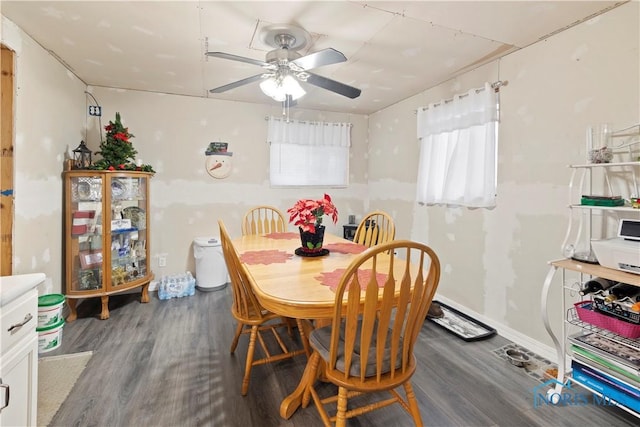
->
[218,220,306,395]
[353,210,395,248]
[241,205,287,235]
[302,239,441,426]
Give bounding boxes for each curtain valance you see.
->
[267,116,351,147]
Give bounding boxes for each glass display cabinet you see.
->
[63,170,154,321]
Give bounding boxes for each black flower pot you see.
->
[299,225,325,253]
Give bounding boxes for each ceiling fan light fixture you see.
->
[260,74,305,102]
[281,75,305,100]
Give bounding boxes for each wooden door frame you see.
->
[1,44,15,275]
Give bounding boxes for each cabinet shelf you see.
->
[569,204,638,212]
[550,259,640,286]
[569,161,640,169]
[111,227,140,235]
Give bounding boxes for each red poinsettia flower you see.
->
[108,165,115,171]
[287,194,338,233]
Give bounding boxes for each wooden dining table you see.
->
[232,230,399,419]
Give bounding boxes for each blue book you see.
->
[572,361,640,413]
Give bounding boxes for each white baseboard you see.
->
[434,295,558,364]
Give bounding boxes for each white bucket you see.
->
[37,294,65,328]
[37,318,65,353]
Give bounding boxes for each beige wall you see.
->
[2,17,87,293]
[3,2,638,358]
[369,2,639,353]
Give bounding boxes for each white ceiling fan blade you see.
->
[209,74,265,93]
[291,48,347,71]
[206,51,273,69]
[305,72,361,99]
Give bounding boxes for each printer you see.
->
[591,219,640,275]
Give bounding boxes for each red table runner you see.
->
[315,268,388,292]
[240,249,293,265]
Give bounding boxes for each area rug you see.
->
[427,301,497,341]
[38,351,93,426]
[492,343,557,383]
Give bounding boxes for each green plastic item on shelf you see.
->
[580,197,625,207]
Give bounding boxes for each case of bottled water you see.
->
[158,272,196,300]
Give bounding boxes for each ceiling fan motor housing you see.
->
[266,46,302,65]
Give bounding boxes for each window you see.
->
[267,116,351,187]
[415,82,499,208]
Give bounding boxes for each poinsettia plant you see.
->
[287,194,338,233]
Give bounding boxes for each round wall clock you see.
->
[206,153,233,179]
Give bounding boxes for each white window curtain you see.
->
[415,82,499,208]
[267,116,351,186]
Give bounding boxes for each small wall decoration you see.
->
[205,142,233,179]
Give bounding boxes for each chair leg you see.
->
[403,382,423,427]
[335,386,349,427]
[230,322,243,354]
[241,325,259,396]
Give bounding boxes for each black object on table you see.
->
[343,224,357,241]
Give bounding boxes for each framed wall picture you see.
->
[79,250,102,269]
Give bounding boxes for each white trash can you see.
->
[193,237,228,291]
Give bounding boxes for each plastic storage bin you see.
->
[37,318,65,353]
[193,237,228,291]
[37,293,65,328]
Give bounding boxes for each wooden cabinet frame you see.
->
[63,170,154,320]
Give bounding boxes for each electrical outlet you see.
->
[158,254,167,267]
[88,105,102,116]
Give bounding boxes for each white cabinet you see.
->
[0,273,45,427]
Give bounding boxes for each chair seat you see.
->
[309,320,403,378]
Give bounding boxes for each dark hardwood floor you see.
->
[45,288,639,426]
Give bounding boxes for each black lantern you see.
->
[73,141,92,169]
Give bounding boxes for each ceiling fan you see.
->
[205,24,361,102]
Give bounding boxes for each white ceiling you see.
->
[1,1,624,115]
